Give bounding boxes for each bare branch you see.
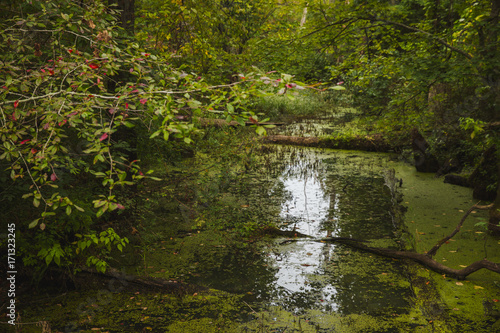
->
[321,238,500,280]
[426,202,479,256]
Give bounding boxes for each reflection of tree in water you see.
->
[243,148,411,317]
[273,150,410,317]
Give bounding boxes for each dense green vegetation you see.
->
[0,0,499,284]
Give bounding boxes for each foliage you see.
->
[296,0,500,129]
[0,0,303,276]
[1,0,499,282]
[136,0,275,81]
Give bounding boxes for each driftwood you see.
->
[262,134,399,152]
[280,202,500,280]
[196,117,285,128]
[320,238,500,280]
[263,135,320,147]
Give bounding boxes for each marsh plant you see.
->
[251,91,339,120]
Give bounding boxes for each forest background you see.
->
[0,0,499,282]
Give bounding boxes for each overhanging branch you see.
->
[368,16,473,60]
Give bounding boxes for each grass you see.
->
[251,91,339,120]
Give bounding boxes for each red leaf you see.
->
[116,203,125,210]
[50,173,57,181]
[249,117,258,124]
[140,98,147,105]
[99,133,108,141]
[20,139,30,145]
[89,63,99,69]
[14,100,19,108]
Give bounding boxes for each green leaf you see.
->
[236,117,245,126]
[45,253,53,266]
[255,126,266,136]
[66,206,72,216]
[150,130,161,139]
[28,219,40,229]
[227,103,234,113]
[93,200,106,208]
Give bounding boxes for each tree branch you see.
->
[321,238,500,280]
[426,202,488,257]
[369,16,473,60]
[0,81,250,107]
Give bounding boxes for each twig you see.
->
[426,202,492,257]
[242,300,257,314]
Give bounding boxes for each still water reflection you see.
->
[252,147,411,317]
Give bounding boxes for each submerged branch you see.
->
[272,226,500,279]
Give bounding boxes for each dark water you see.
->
[17,145,499,332]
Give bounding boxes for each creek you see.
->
[17,130,500,332]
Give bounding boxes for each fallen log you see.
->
[263,135,320,147]
[262,134,401,152]
[196,118,285,128]
[279,202,500,280]
[319,238,500,280]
